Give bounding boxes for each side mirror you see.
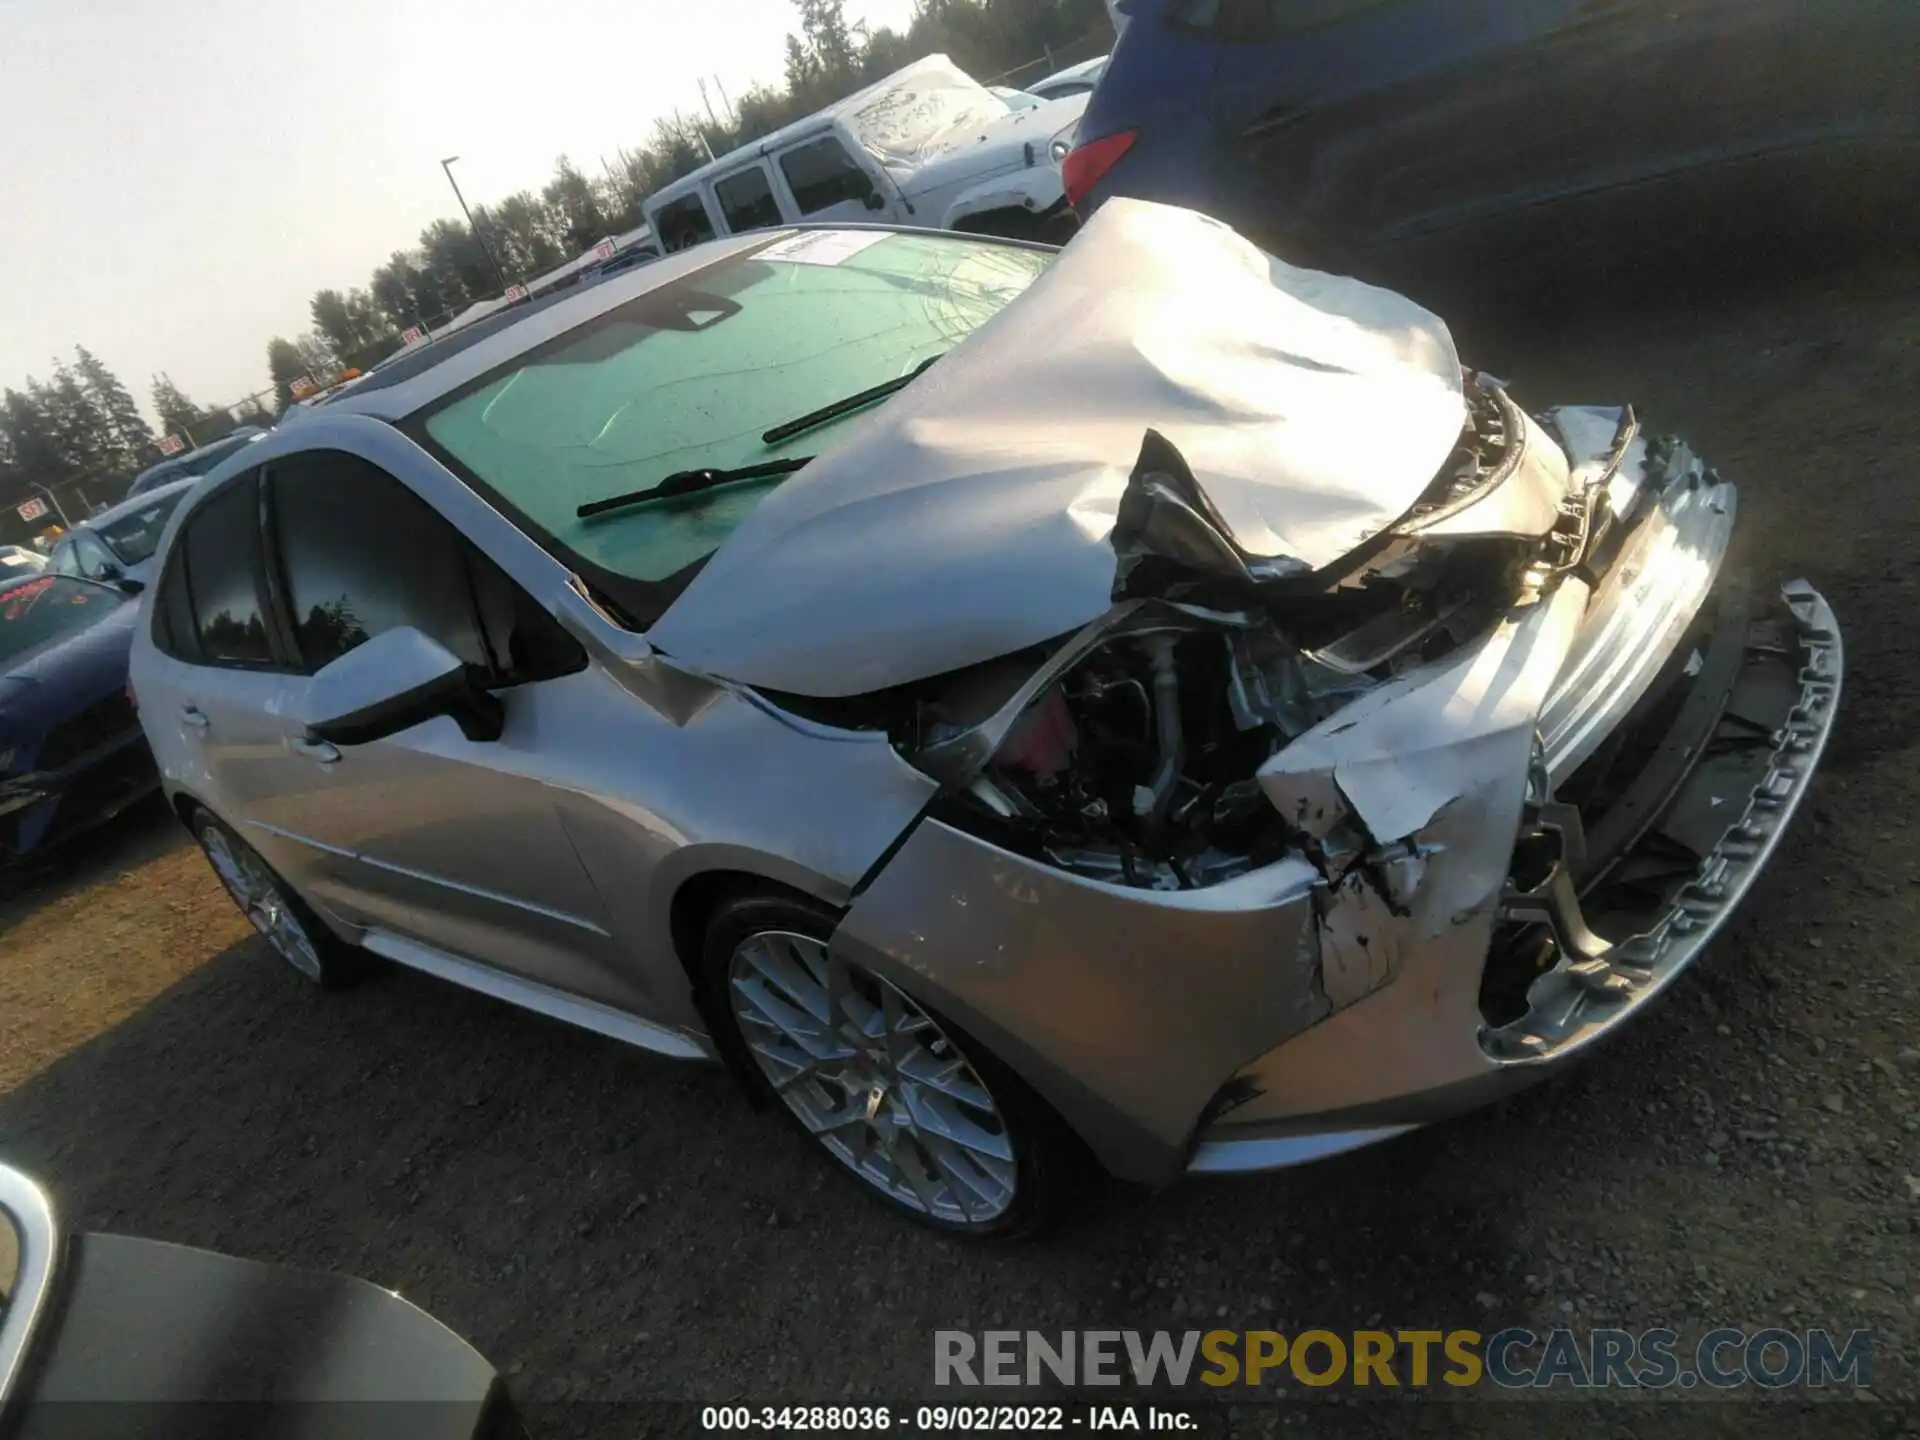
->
[299,627,503,747]
[112,576,145,595]
[864,190,886,211]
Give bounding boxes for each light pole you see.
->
[439,156,511,294]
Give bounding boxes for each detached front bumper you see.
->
[1189,576,1841,1172]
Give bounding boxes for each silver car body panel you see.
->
[648,201,1483,697]
[830,821,1327,1185]
[135,413,937,1044]
[361,928,714,1060]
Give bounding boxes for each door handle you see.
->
[179,705,210,732]
[290,736,342,765]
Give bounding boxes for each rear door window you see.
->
[654,192,716,250]
[777,136,874,216]
[713,165,784,234]
[180,474,274,667]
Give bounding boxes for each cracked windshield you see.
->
[424,232,1051,582]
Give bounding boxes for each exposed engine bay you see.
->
[867,373,1619,891]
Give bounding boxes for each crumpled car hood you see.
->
[648,200,1468,699]
[893,94,1088,200]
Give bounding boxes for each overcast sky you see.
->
[0,0,917,420]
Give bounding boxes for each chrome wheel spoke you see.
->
[921,1130,1014,1215]
[884,1130,951,1218]
[898,1050,995,1110]
[201,827,321,980]
[727,929,1019,1228]
[738,935,832,1026]
[903,1084,1015,1164]
[731,973,842,1062]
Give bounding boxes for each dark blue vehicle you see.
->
[0,573,156,864]
[1069,0,1920,271]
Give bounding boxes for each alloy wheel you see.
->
[200,826,325,983]
[727,930,1018,1227]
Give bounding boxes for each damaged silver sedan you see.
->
[131,201,1841,1237]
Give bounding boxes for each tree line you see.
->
[0,354,273,521]
[2,0,1110,516]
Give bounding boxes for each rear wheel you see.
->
[190,807,366,989]
[703,892,1082,1239]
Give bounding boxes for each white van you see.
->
[642,55,1088,251]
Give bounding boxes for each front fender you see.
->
[940,167,1068,229]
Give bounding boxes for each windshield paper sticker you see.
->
[757,230,892,268]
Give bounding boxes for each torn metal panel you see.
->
[1315,863,1408,1009]
[1231,581,1587,1031]
[1109,429,1315,597]
[832,817,1325,1186]
[1258,578,1591,844]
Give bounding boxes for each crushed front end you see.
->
[827,379,1840,1188]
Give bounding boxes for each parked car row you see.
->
[642,53,1089,250]
[109,200,1837,1237]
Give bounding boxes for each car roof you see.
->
[323,229,775,421]
[78,476,201,530]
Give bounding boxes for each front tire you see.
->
[189,806,366,989]
[703,892,1081,1239]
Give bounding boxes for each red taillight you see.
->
[1062,129,1139,211]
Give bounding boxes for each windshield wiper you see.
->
[574,353,945,520]
[759,352,943,446]
[577,456,813,520]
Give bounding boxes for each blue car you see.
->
[0,573,157,864]
[1069,0,1919,269]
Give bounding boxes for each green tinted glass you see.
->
[424,231,1052,584]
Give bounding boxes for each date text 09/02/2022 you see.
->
[701,1405,1194,1431]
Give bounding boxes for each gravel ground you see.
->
[3,247,1918,1438]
